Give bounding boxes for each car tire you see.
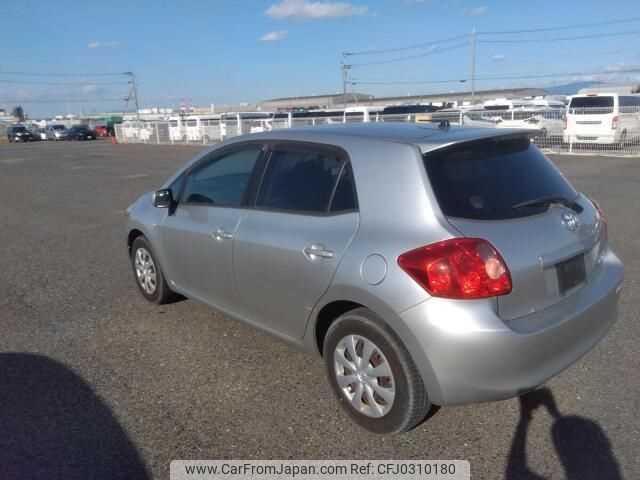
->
[323,307,430,434]
[130,236,178,304]
[619,131,628,148]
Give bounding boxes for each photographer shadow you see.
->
[0,352,150,480]
[505,387,622,480]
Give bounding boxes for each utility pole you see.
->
[125,71,140,121]
[469,28,477,104]
[341,54,351,107]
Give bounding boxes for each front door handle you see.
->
[303,244,334,261]
[212,228,233,241]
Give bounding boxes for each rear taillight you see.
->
[398,238,512,299]
[612,116,618,130]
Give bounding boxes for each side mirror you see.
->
[153,189,173,208]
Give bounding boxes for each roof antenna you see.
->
[438,119,450,129]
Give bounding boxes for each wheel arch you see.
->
[305,286,444,405]
[127,228,146,253]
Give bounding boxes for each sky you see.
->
[1,0,639,117]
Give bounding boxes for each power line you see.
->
[350,42,468,68]
[342,16,640,60]
[479,16,640,35]
[0,98,128,104]
[352,78,467,85]
[344,33,469,57]
[350,67,640,85]
[0,70,129,77]
[480,29,640,44]
[0,79,130,86]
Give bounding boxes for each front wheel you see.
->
[323,308,430,433]
[130,236,178,304]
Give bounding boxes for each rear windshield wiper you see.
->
[512,195,583,213]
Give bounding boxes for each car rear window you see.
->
[423,136,577,220]
[569,96,614,109]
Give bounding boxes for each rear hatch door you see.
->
[423,135,603,320]
[568,95,615,140]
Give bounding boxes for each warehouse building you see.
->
[260,87,547,111]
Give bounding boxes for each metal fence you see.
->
[114,106,640,156]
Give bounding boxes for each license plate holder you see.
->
[557,254,586,294]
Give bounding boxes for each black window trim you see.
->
[176,140,268,209]
[249,140,359,217]
[329,161,359,213]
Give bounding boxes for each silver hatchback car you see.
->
[126,124,623,433]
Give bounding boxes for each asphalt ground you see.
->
[0,140,638,479]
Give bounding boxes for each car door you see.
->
[158,143,265,311]
[233,142,359,340]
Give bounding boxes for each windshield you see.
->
[423,136,577,220]
[52,125,65,130]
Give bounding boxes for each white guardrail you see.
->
[114,106,640,156]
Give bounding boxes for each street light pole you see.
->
[469,28,477,104]
[125,71,140,121]
[341,54,351,108]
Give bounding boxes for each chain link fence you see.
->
[114,106,640,156]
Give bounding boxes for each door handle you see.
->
[303,244,335,261]
[212,228,233,241]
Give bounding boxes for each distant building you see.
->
[578,85,637,95]
[261,93,375,110]
[260,88,546,111]
[0,108,17,123]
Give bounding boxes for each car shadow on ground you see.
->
[0,352,150,480]
[505,387,622,480]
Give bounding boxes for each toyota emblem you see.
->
[561,211,580,232]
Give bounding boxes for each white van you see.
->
[564,93,640,144]
[343,106,384,123]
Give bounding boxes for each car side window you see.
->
[181,146,262,207]
[330,163,357,212]
[256,146,343,213]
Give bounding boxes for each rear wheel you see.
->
[130,236,178,304]
[619,130,628,149]
[323,308,430,433]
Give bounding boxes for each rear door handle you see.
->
[303,244,334,261]
[212,228,233,241]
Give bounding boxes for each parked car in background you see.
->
[94,125,109,137]
[494,110,566,141]
[564,93,640,145]
[126,123,622,433]
[37,128,48,141]
[67,125,96,140]
[7,125,38,142]
[46,124,68,140]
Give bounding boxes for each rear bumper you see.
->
[401,249,623,405]
[564,133,620,144]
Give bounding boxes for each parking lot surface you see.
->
[1,140,638,479]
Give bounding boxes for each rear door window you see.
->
[423,136,577,220]
[256,146,344,214]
